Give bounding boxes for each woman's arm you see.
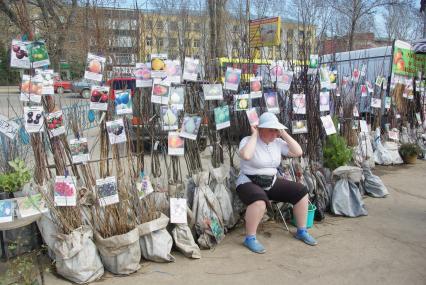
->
[239,126,258,160]
[280,129,303,157]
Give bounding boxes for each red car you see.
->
[54,77,72,94]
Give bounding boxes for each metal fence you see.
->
[0,102,97,169]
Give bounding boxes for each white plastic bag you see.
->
[94,228,141,275]
[171,224,201,259]
[138,212,175,262]
[53,226,104,284]
[192,171,225,249]
[353,132,375,168]
[362,166,389,198]
[210,165,238,230]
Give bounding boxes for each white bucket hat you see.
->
[257,112,288,130]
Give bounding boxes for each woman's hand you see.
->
[251,125,259,137]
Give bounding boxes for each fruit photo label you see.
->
[277,71,293,91]
[224,67,241,91]
[20,74,43,104]
[292,94,306,115]
[106,118,127,144]
[203,84,223,101]
[320,115,337,136]
[84,53,106,82]
[16,194,48,218]
[135,62,152,87]
[70,138,90,164]
[151,53,168,78]
[182,57,199,82]
[161,106,179,131]
[115,90,133,115]
[151,78,170,104]
[89,86,110,111]
[169,86,185,110]
[96,176,119,207]
[179,114,201,140]
[168,131,185,156]
[292,120,308,134]
[319,91,330,112]
[264,92,279,114]
[0,200,13,223]
[246,108,259,126]
[11,40,31,69]
[164,59,182,83]
[214,105,231,130]
[46,111,66,137]
[24,106,44,133]
[36,69,55,95]
[170,198,187,224]
[250,77,263,98]
[0,114,19,140]
[54,176,77,207]
[235,94,251,111]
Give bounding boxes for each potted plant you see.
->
[398,143,422,164]
[323,134,353,170]
[0,158,31,198]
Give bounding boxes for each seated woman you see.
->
[237,112,317,254]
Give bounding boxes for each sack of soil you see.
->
[53,226,104,284]
[137,212,175,262]
[94,227,141,275]
[172,223,201,259]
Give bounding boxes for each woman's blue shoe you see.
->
[295,231,318,246]
[243,238,266,254]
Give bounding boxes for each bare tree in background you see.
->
[0,0,78,69]
[325,0,401,51]
[383,0,423,41]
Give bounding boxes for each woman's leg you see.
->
[293,193,309,228]
[245,200,266,235]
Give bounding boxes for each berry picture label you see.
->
[151,53,167,78]
[277,71,293,91]
[165,59,182,83]
[89,86,110,111]
[235,94,250,111]
[250,77,263,98]
[319,91,330,112]
[182,57,199,81]
[246,108,259,126]
[115,89,133,115]
[135,62,152,87]
[151,78,170,104]
[320,67,330,89]
[366,81,374,93]
[54,176,77,207]
[70,138,90,164]
[214,105,230,130]
[361,85,368,97]
[24,106,44,133]
[293,94,306,114]
[20,74,43,103]
[96,176,119,207]
[388,130,399,141]
[46,111,66,137]
[169,86,185,110]
[292,120,308,134]
[168,132,185,156]
[137,176,154,199]
[16,194,48,218]
[0,200,13,223]
[352,68,360,82]
[170,198,187,224]
[10,40,31,68]
[84,53,106,82]
[0,114,19,140]
[179,114,201,140]
[203,84,223,101]
[224,67,241,91]
[264,92,279,114]
[309,54,319,69]
[106,119,127,144]
[329,70,337,89]
[161,106,179,131]
[320,115,337,135]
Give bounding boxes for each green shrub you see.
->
[0,159,31,193]
[398,143,422,158]
[323,134,353,170]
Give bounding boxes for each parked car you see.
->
[72,79,92,99]
[106,77,136,99]
[54,78,72,94]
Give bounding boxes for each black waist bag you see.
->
[246,175,275,188]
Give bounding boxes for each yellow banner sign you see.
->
[249,17,281,47]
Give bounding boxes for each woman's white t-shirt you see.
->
[237,136,289,187]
